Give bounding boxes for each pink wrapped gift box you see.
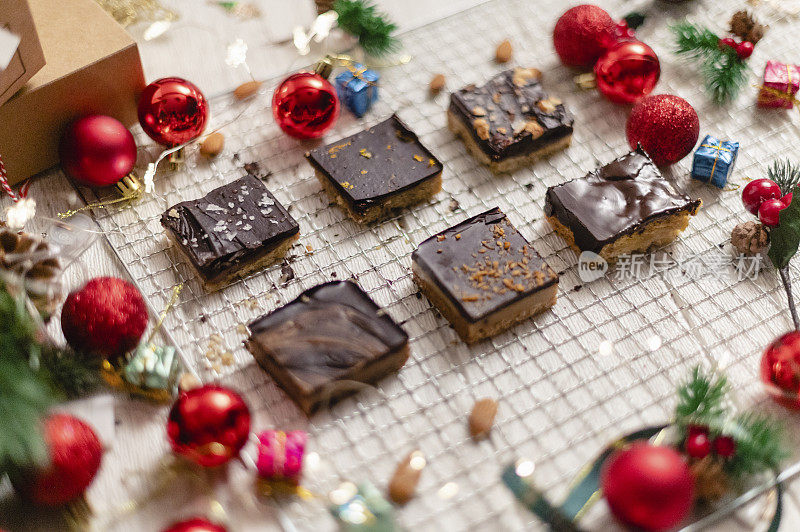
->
[256,430,306,485]
[758,60,800,109]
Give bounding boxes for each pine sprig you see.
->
[673,22,720,58]
[0,283,57,473]
[38,347,102,399]
[767,159,800,195]
[675,366,728,426]
[671,22,748,104]
[334,0,398,56]
[726,413,788,478]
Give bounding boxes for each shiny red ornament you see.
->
[601,442,694,531]
[553,5,616,68]
[742,178,781,215]
[684,426,711,458]
[713,435,736,458]
[162,518,227,532]
[167,385,251,467]
[138,77,209,147]
[736,41,754,59]
[60,276,148,359]
[626,94,699,166]
[272,72,340,139]
[594,41,660,104]
[10,414,103,506]
[761,331,800,409]
[758,198,787,227]
[59,115,137,187]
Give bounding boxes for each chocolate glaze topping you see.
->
[544,147,702,253]
[449,68,573,161]
[247,281,408,394]
[305,115,443,214]
[161,174,298,278]
[413,208,557,323]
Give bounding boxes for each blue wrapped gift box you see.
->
[691,135,739,188]
[335,63,379,118]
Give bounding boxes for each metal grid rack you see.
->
[73,0,800,529]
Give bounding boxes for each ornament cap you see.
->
[314,56,335,79]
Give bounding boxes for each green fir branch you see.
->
[38,347,102,399]
[767,159,800,195]
[673,22,721,58]
[0,283,57,474]
[675,366,728,426]
[672,22,748,104]
[726,413,788,478]
[334,0,398,56]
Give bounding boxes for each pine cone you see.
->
[689,455,729,502]
[731,221,769,255]
[0,229,62,317]
[729,10,766,44]
[315,0,335,14]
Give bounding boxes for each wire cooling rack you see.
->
[71,0,800,529]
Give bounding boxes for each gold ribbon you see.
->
[699,141,731,184]
[58,174,143,219]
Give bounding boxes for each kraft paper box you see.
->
[0,0,45,107]
[0,0,145,185]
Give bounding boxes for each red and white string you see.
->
[0,152,30,203]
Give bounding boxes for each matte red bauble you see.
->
[626,94,699,166]
[167,385,251,467]
[59,115,137,187]
[60,276,148,359]
[162,518,227,532]
[138,77,209,147]
[595,41,660,104]
[11,414,103,506]
[601,442,694,532]
[761,331,800,409]
[272,72,340,139]
[553,5,616,68]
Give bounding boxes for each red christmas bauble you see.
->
[684,426,711,458]
[626,94,699,166]
[713,435,736,458]
[595,41,660,104]
[138,77,209,147]
[162,518,227,532]
[553,5,616,68]
[60,276,148,358]
[11,414,103,506]
[167,385,251,467]
[601,442,694,532]
[742,178,782,215]
[761,331,800,408]
[59,115,137,187]
[272,72,339,139]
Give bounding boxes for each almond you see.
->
[178,373,201,392]
[199,132,225,158]
[388,450,425,504]
[234,80,263,100]
[495,39,513,63]
[473,118,491,140]
[469,398,498,440]
[429,73,446,94]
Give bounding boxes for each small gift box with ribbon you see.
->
[335,62,379,118]
[758,60,800,109]
[691,135,739,188]
[329,481,396,532]
[256,430,307,485]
